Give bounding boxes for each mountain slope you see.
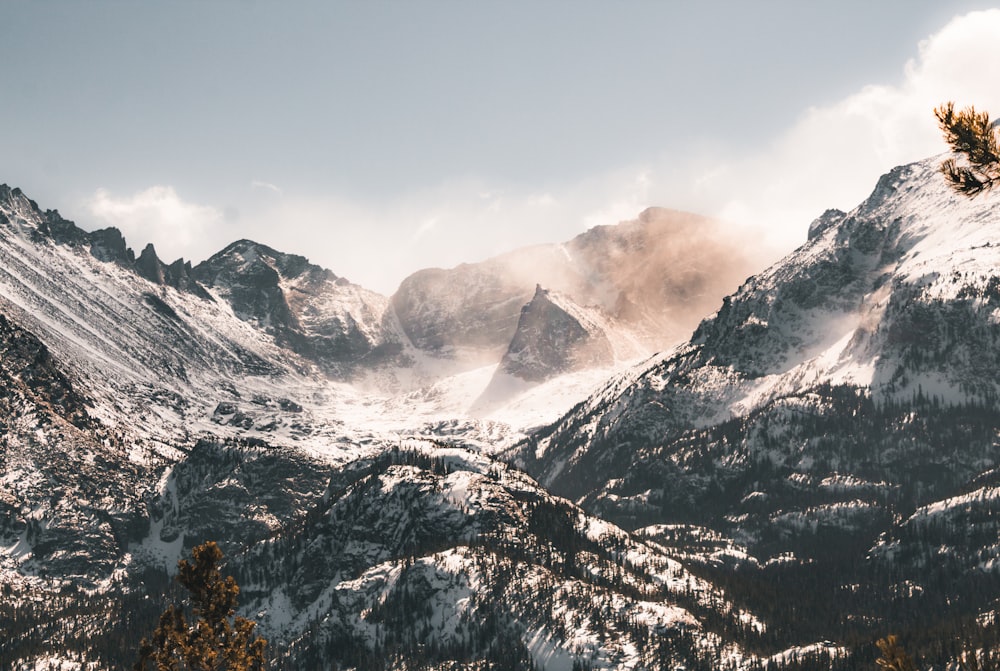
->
[0,183,777,670]
[511,156,1000,663]
[0,185,380,585]
[523,157,1000,503]
[9,155,1000,670]
[229,443,769,671]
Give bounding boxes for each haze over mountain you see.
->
[4,151,1000,670]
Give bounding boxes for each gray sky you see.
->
[3,1,1000,293]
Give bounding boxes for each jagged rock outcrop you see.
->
[498,285,614,382]
[87,226,133,264]
[194,239,397,375]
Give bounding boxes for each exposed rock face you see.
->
[135,242,167,284]
[87,226,133,264]
[0,185,215,298]
[498,285,614,382]
[0,311,91,427]
[193,239,396,375]
[807,208,846,240]
[0,311,147,579]
[390,261,539,358]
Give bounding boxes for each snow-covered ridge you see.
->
[230,443,769,670]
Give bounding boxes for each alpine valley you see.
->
[2,153,1000,671]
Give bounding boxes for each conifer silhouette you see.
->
[135,541,267,671]
[875,635,917,671]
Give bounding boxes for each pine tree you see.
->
[134,541,267,671]
[935,102,1000,196]
[876,635,917,671]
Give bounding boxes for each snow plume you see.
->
[231,167,769,300]
[494,207,757,336]
[227,174,654,295]
[86,186,224,264]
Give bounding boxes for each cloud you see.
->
[581,170,651,231]
[670,9,1000,253]
[312,10,1000,294]
[251,180,283,196]
[320,10,1000,294]
[85,186,224,263]
[78,11,1000,299]
[234,169,718,296]
[412,215,440,241]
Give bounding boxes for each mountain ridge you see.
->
[513,155,1000,618]
[6,155,1000,669]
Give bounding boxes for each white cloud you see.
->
[86,186,224,263]
[581,170,652,231]
[225,174,661,295]
[413,215,440,241]
[669,9,1000,252]
[251,180,283,196]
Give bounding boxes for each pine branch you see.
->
[935,102,1000,196]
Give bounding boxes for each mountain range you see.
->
[2,154,1000,670]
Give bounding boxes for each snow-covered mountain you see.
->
[512,156,1000,666]
[191,239,398,376]
[0,184,764,670]
[5,152,1000,670]
[521,157,1000,507]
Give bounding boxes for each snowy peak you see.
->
[196,239,336,285]
[687,156,1000,403]
[0,184,43,225]
[806,208,846,240]
[562,208,754,335]
[468,285,649,420]
[0,186,215,299]
[0,184,85,247]
[498,284,614,382]
[193,239,394,375]
[390,260,538,358]
[193,239,303,327]
[87,226,133,264]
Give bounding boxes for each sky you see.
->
[3,1,1000,294]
